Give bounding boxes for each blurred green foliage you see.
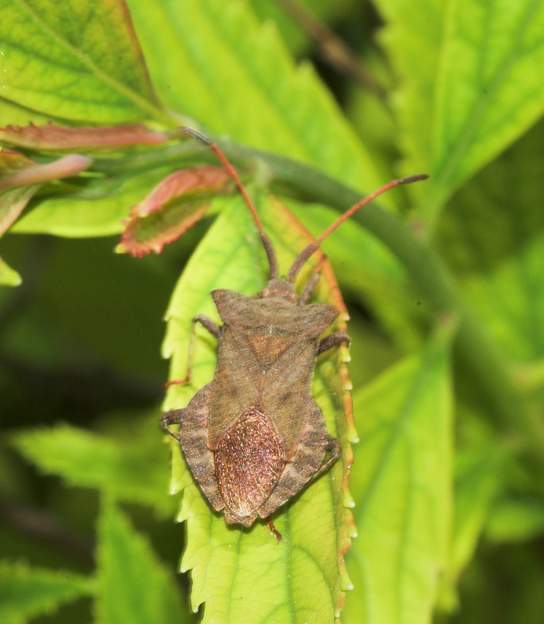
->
[1,1,543,623]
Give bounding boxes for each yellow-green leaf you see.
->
[344,331,453,623]
[163,195,356,623]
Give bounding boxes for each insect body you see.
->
[164,280,346,529]
[162,128,427,536]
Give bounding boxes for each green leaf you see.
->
[436,121,544,454]
[440,441,507,610]
[126,0,381,192]
[162,196,356,623]
[451,444,506,574]
[0,561,94,624]
[12,167,171,237]
[0,255,22,286]
[0,0,165,123]
[486,497,544,543]
[96,497,188,624]
[430,0,544,210]
[343,330,453,623]
[11,422,173,515]
[437,121,544,366]
[457,236,544,367]
[374,0,544,225]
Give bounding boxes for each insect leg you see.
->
[317,332,351,355]
[165,315,221,389]
[194,314,221,338]
[267,520,282,541]
[298,270,321,305]
[160,409,186,442]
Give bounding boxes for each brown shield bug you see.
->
[162,128,427,538]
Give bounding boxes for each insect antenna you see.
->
[287,174,429,282]
[183,127,278,280]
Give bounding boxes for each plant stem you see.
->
[96,138,544,465]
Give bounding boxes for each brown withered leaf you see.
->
[0,149,92,235]
[0,122,169,151]
[0,154,92,193]
[119,166,231,257]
